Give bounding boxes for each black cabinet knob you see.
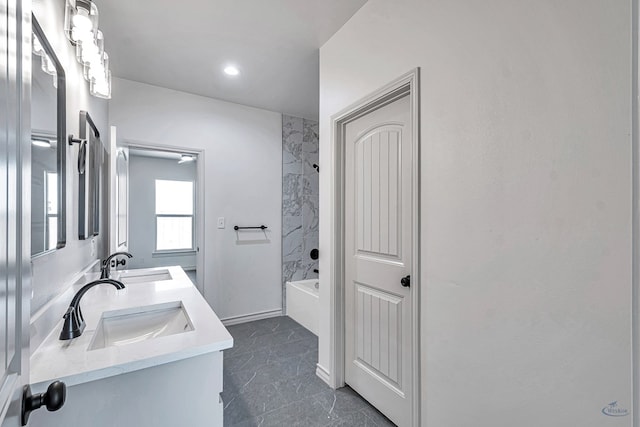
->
[400,275,411,287]
[22,381,66,425]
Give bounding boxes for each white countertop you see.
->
[30,266,233,387]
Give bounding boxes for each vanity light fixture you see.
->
[178,154,195,164]
[64,0,111,99]
[223,65,240,76]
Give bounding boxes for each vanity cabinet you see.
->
[30,352,223,426]
[28,266,232,426]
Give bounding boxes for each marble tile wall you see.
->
[282,115,319,308]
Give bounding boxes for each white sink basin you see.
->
[89,301,193,350]
[115,269,173,284]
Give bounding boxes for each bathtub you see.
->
[286,279,319,336]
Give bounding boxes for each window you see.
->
[155,179,194,251]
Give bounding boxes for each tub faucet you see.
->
[100,251,133,279]
[59,279,125,340]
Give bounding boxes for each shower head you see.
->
[312,163,319,173]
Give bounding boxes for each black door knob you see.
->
[22,381,66,425]
[401,275,410,287]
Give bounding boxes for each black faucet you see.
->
[100,251,133,279]
[59,279,125,340]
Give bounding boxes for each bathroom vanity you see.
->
[28,265,232,426]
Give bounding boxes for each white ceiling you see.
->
[98,0,368,120]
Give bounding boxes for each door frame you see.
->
[116,139,206,297]
[329,68,420,426]
[0,0,32,424]
[633,1,639,426]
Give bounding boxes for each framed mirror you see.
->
[31,15,66,257]
[77,111,104,239]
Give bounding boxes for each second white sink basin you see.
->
[116,269,173,284]
[89,301,193,351]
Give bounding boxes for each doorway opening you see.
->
[112,142,205,295]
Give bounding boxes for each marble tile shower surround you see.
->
[282,115,319,309]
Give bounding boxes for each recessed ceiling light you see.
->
[223,65,240,76]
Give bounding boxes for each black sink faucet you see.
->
[100,251,133,279]
[59,279,125,340]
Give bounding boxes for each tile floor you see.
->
[222,316,395,426]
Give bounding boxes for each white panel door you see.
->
[344,94,413,426]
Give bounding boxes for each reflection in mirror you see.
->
[78,111,104,240]
[116,149,128,247]
[31,15,66,257]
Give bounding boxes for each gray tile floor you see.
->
[223,316,395,427]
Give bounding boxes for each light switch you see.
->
[217,217,225,229]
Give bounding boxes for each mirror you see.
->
[31,15,66,257]
[77,111,105,239]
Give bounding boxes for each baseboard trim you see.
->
[221,309,283,326]
[316,364,332,388]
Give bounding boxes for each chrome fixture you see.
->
[64,0,112,98]
[59,278,125,340]
[100,251,133,279]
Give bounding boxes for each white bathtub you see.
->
[286,279,319,336]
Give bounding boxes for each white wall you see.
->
[109,78,283,320]
[319,1,632,426]
[31,0,109,315]
[128,154,197,270]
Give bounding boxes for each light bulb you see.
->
[94,30,104,55]
[77,39,100,66]
[64,0,98,44]
[72,9,92,33]
[90,69,111,99]
[82,41,98,58]
[71,27,93,43]
[90,65,104,81]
